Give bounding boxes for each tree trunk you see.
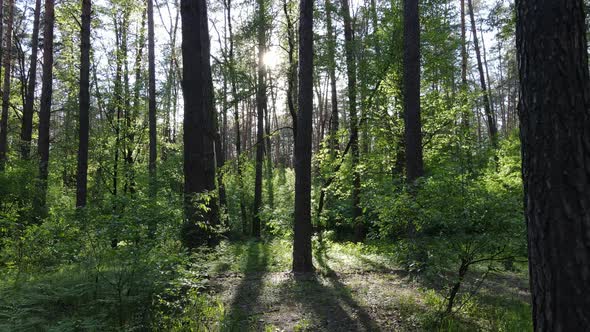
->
[293,0,314,273]
[226,0,248,232]
[0,0,14,171]
[20,0,41,159]
[516,0,590,330]
[76,0,91,208]
[467,0,497,148]
[326,0,338,152]
[403,0,423,183]
[253,0,267,238]
[34,0,54,218]
[283,0,297,136]
[148,0,157,196]
[341,0,364,242]
[181,0,218,248]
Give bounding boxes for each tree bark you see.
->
[181,0,218,248]
[34,0,54,218]
[20,0,41,159]
[403,0,423,183]
[253,0,267,238]
[326,0,338,152]
[293,0,314,273]
[148,0,157,196]
[76,0,91,208]
[0,0,14,171]
[516,0,590,330]
[341,0,364,242]
[468,0,497,148]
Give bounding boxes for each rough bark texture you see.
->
[181,0,218,248]
[293,0,314,273]
[516,0,590,330]
[253,0,267,238]
[468,0,497,148]
[403,0,423,184]
[341,0,363,242]
[34,0,54,218]
[148,0,157,196]
[0,0,14,171]
[20,0,41,159]
[76,0,91,208]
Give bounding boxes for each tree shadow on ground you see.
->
[275,241,381,331]
[221,240,269,331]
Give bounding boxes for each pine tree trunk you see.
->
[325,0,338,153]
[293,0,314,273]
[76,0,91,208]
[341,0,364,242]
[181,0,218,248]
[467,0,497,148]
[148,0,157,196]
[516,0,590,330]
[253,0,267,238]
[0,0,14,171]
[20,0,41,159]
[403,0,423,183]
[34,0,54,218]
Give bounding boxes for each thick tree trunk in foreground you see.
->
[516,0,590,330]
[148,0,157,196]
[76,0,91,208]
[293,0,314,273]
[20,0,41,159]
[181,0,218,248]
[34,0,54,218]
[0,0,14,171]
[403,0,423,183]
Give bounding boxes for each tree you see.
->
[516,0,590,329]
[35,0,55,218]
[341,0,363,242]
[325,0,338,153]
[403,0,423,184]
[292,0,314,273]
[181,0,218,247]
[148,0,157,196]
[253,0,267,238]
[20,0,42,159]
[0,0,14,171]
[468,0,497,148]
[76,0,91,208]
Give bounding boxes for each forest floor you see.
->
[202,239,531,331]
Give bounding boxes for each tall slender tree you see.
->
[0,0,15,171]
[403,0,423,183]
[325,0,338,152]
[253,0,267,238]
[292,0,314,273]
[76,0,91,208]
[341,0,363,242]
[34,0,55,218]
[181,0,218,247]
[467,0,497,148]
[20,0,42,159]
[148,0,157,196]
[516,0,590,329]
